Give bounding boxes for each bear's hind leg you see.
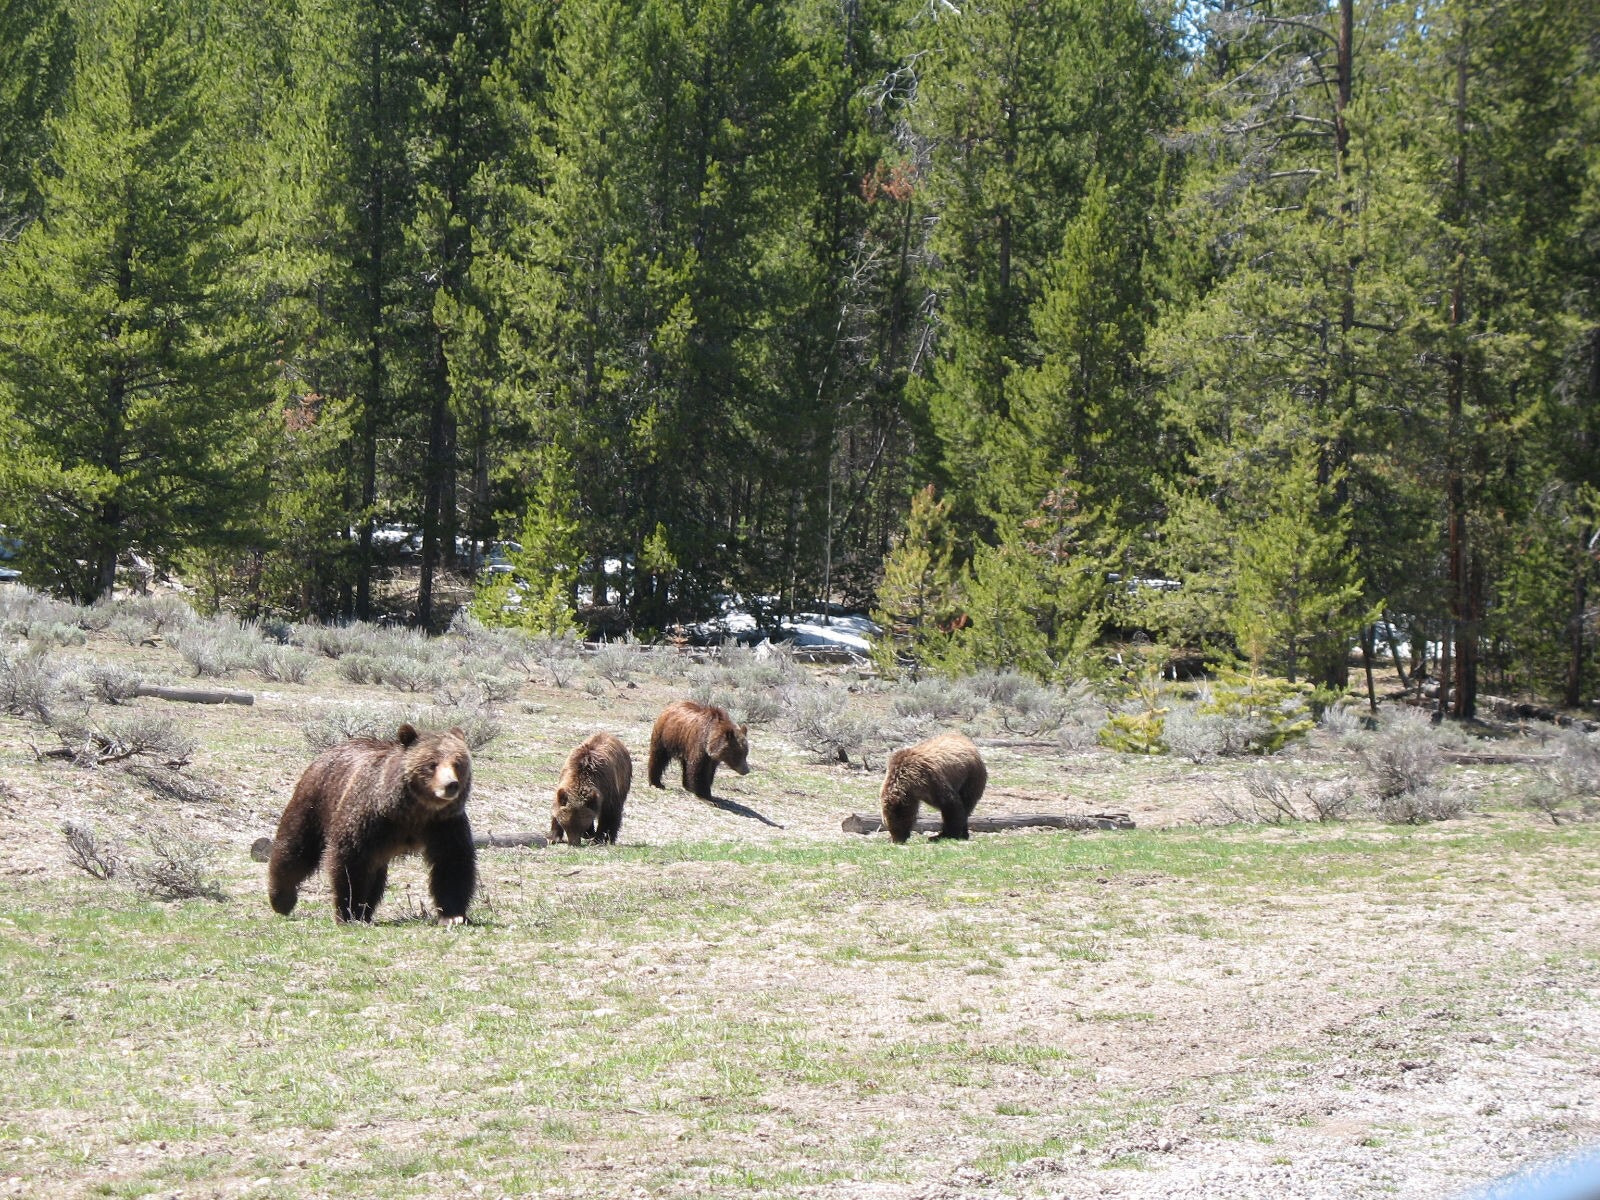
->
[647,740,670,789]
[266,806,324,916]
[332,854,386,923]
[959,762,988,816]
[930,785,971,841]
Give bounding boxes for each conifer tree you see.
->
[1228,448,1366,683]
[0,0,270,600]
[910,0,1177,529]
[871,484,961,679]
[0,0,72,240]
[945,476,1119,680]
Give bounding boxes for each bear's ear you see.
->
[396,722,419,746]
[449,726,465,739]
[555,787,569,809]
[738,724,748,737]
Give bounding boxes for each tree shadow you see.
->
[703,793,785,829]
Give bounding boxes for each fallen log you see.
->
[841,811,1134,835]
[1441,751,1555,766]
[473,830,549,849]
[250,828,550,861]
[136,684,254,706]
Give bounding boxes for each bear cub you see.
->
[267,723,476,923]
[879,731,987,843]
[551,731,632,845]
[647,699,749,800]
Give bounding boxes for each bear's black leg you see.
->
[353,862,389,920]
[599,800,624,843]
[425,815,477,921]
[647,741,670,789]
[266,803,324,916]
[930,785,970,840]
[687,753,717,800]
[959,763,987,816]
[331,853,387,922]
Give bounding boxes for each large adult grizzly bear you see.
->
[879,731,987,843]
[550,731,632,845]
[266,723,476,923]
[647,699,749,800]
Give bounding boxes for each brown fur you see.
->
[550,732,633,845]
[879,732,987,843]
[647,700,749,800]
[266,723,476,922]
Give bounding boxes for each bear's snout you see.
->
[732,761,750,775]
[434,766,461,800]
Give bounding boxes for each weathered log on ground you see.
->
[841,811,1134,835]
[136,684,254,706]
[1441,751,1555,766]
[473,830,549,849]
[249,829,550,860]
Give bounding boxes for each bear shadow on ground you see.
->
[700,793,785,828]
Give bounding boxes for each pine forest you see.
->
[1,0,1597,718]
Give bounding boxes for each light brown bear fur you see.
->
[551,731,632,845]
[267,723,475,922]
[879,732,987,843]
[647,700,749,800]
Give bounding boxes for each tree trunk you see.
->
[1567,555,1589,709]
[1443,12,1470,720]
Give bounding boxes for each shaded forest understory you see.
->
[0,0,1596,715]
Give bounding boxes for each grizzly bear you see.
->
[266,723,476,923]
[879,731,987,843]
[647,699,749,800]
[550,731,632,845]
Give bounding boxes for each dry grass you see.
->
[0,600,1596,1199]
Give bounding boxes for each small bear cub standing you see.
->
[551,731,632,845]
[647,699,750,800]
[879,731,987,843]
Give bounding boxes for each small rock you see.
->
[249,837,273,863]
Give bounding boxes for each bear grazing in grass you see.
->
[648,699,749,800]
[551,731,632,845]
[267,723,476,923]
[879,731,987,843]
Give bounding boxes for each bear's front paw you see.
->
[438,914,468,927]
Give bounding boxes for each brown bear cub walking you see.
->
[267,724,476,923]
[551,732,632,845]
[647,699,749,800]
[880,732,987,843]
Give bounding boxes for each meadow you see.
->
[1,593,1597,1199]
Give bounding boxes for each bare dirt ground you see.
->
[1,637,1597,1199]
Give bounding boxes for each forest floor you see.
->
[1,623,1597,1199]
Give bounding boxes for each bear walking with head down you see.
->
[266,724,476,923]
[647,699,749,801]
[880,732,987,843]
[551,731,632,845]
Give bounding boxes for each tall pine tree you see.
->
[0,0,270,600]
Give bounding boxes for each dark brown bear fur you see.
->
[550,731,632,845]
[266,723,476,923]
[879,732,987,843]
[647,700,749,800]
